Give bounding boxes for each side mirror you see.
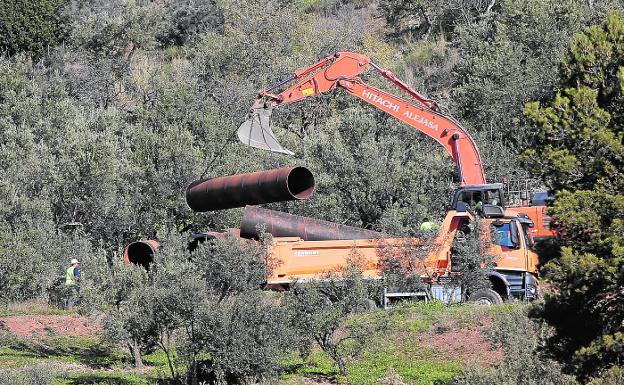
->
[510,222,520,248]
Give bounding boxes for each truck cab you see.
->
[439,210,540,302]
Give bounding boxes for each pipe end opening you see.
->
[124,241,157,269]
[287,167,315,199]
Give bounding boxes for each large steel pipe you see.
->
[186,166,315,212]
[123,240,160,269]
[187,229,242,251]
[240,206,384,241]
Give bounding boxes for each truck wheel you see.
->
[468,288,503,305]
[364,299,378,310]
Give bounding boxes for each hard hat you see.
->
[71,258,79,264]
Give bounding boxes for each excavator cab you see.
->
[450,184,505,211]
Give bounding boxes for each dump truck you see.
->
[240,205,539,305]
[124,204,540,305]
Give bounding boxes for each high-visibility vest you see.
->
[65,266,76,286]
[420,222,440,231]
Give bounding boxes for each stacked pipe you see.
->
[240,206,384,241]
[125,165,383,267]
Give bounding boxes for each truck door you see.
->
[449,217,471,272]
[489,220,526,271]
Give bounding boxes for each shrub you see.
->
[285,261,387,376]
[453,306,578,385]
[0,365,53,385]
[0,0,68,58]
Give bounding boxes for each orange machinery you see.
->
[238,51,556,240]
[235,52,548,302]
[266,207,540,303]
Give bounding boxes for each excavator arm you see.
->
[238,51,486,186]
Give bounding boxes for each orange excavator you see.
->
[236,52,548,303]
[237,51,556,240]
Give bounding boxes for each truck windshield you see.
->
[491,223,515,247]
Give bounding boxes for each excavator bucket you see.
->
[237,106,294,156]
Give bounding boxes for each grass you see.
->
[281,339,462,385]
[0,332,175,385]
[281,302,505,385]
[0,300,75,317]
[0,325,181,385]
[0,332,128,368]
[1,300,520,385]
[347,350,461,385]
[279,301,517,385]
[53,371,154,385]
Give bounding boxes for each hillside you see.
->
[0,1,622,384]
[0,301,514,385]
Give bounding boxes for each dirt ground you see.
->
[0,314,102,338]
[421,317,503,366]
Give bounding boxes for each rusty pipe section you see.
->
[186,166,315,212]
[187,229,242,251]
[240,206,384,241]
[123,240,160,269]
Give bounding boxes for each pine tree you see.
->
[522,11,624,381]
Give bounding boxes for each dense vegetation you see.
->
[0,0,622,384]
[523,11,624,382]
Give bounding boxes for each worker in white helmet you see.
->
[64,258,81,309]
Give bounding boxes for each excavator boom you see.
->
[238,52,486,186]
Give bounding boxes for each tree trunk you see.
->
[323,342,347,376]
[128,339,144,368]
[336,356,347,376]
[162,344,177,379]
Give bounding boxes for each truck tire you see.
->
[468,288,503,305]
[364,299,378,310]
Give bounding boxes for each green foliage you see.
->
[298,105,454,231]
[286,263,386,376]
[451,0,605,181]
[189,292,290,384]
[562,11,624,121]
[523,11,624,380]
[96,234,291,383]
[158,0,224,47]
[0,0,68,58]
[3,1,624,382]
[99,261,155,368]
[454,306,578,385]
[283,302,501,385]
[56,370,151,385]
[0,365,53,385]
[522,87,620,191]
[587,365,624,385]
[190,234,268,299]
[0,228,105,305]
[166,236,291,384]
[348,355,461,385]
[379,0,497,40]
[448,216,493,300]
